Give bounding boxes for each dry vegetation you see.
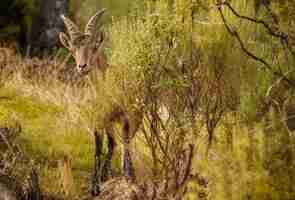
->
[0,0,295,200]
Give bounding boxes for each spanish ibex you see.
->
[59,9,142,196]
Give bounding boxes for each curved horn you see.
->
[61,15,82,41]
[85,9,107,36]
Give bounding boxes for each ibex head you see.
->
[59,9,106,74]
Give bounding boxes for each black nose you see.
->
[79,64,87,69]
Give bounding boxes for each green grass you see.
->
[0,80,96,197]
[0,86,91,163]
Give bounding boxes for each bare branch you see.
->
[217,2,295,88]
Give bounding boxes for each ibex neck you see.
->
[122,144,135,180]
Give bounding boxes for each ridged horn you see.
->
[61,15,82,41]
[85,9,107,36]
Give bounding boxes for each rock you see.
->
[0,182,18,200]
[0,175,22,200]
[94,177,145,200]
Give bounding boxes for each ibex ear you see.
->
[59,32,72,50]
[94,31,104,50]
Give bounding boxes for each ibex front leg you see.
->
[91,130,103,196]
[91,129,115,196]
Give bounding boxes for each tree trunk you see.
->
[27,0,69,57]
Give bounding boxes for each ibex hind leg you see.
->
[122,117,135,181]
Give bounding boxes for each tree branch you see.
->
[217,2,295,88]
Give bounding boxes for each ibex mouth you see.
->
[79,64,87,69]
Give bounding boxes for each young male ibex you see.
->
[59,9,142,193]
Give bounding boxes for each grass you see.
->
[0,81,91,163]
[0,58,99,197]
[0,46,294,199]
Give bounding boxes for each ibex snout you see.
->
[78,64,87,71]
